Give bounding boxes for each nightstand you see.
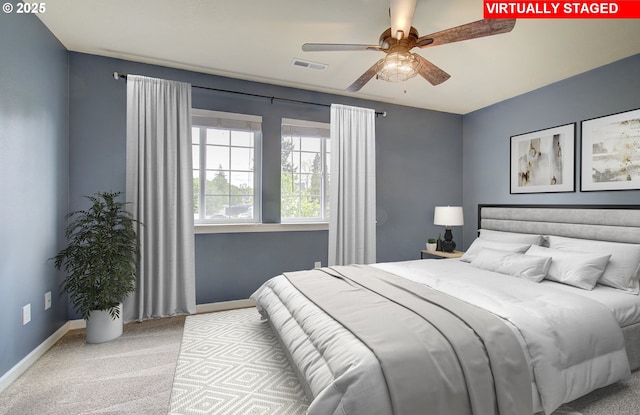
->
[420,250,464,259]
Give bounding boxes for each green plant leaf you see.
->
[52,191,140,320]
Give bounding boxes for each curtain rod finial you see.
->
[113,71,120,80]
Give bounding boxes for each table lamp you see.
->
[434,206,464,253]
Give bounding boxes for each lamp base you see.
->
[441,228,456,253]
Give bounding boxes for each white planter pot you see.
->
[86,303,123,344]
[426,243,437,251]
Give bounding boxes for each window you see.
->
[281,118,330,222]
[192,109,262,223]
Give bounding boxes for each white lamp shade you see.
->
[434,206,464,227]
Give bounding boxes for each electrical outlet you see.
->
[22,304,31,325]
[45,291,52,310]
[314,261,322,269]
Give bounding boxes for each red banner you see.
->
[484,1,640,18]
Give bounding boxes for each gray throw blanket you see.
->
[284,265,532,415]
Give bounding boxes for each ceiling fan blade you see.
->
[346,59,384,92]
[390,0,417,40]
[416,18,516,48]
[303,43,382,52]
[414,54,450,86]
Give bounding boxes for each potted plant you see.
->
[426,238,437,252]
[53,191,140,343]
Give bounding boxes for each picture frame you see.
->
[510,123,575,194]
[581,108,640,192]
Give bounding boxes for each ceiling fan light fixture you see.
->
[377,51,419,83]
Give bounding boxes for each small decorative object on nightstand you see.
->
[426,238,437,251]
[434,206,464,253]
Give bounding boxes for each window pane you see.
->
[298,173,311,192]
[230,172,253,195]
[225,197,253,219]
[230,147,253,171]
[281,171,297,193]
[206,145,229,170]
[300,199,320,218]
[204,195,229,219]
[193,173,200,219]
[281,195,300,218]
[205,170,229,195]
[300,152,319,174]
[291,174,303,192]
[290,136,301,151]
[325,196,330,218]
[192,127,200,144]
[308,173,323,196]
[192,145,200,169]
[300,137,321,152]
[231,130,253,147]
[207,128,229,145]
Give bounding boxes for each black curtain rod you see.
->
[113,72,387,118]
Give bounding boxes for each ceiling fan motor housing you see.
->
[378,26,421,51]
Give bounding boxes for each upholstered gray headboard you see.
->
[479,205,640,245]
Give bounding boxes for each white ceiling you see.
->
[37,0,640,114]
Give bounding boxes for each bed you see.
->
[251,205,640,415]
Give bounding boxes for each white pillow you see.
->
[547,235,640,294]
[526,245,611,290]
[479,229,544,246]
[461,239,531,263]
[471,248,551,282]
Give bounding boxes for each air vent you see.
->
[291,58,327,71]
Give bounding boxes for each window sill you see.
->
[194,222,329,234]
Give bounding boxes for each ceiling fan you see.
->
[302,0,516,92]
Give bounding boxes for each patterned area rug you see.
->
[168,308,310,415]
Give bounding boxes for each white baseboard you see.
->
[0,321,70,394]
[66,299,255,327]
[196,298,255,314]
[69,319,86,330]
[0,299,253,394]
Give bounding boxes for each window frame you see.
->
[280,118,330,223]
[192,109,262,224]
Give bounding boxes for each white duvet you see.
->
[252,259,631,415]
[374,259,631,414]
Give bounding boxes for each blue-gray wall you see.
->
[68,52,462,312]
[462,54,640,248]
[0,12,69,377]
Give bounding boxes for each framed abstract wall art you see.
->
[510,123,576,194]
[581,108,640,191]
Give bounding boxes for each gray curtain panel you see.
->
[329,104,377,266]
[125,75,196,322]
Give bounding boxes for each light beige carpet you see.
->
[0,315,185,415]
